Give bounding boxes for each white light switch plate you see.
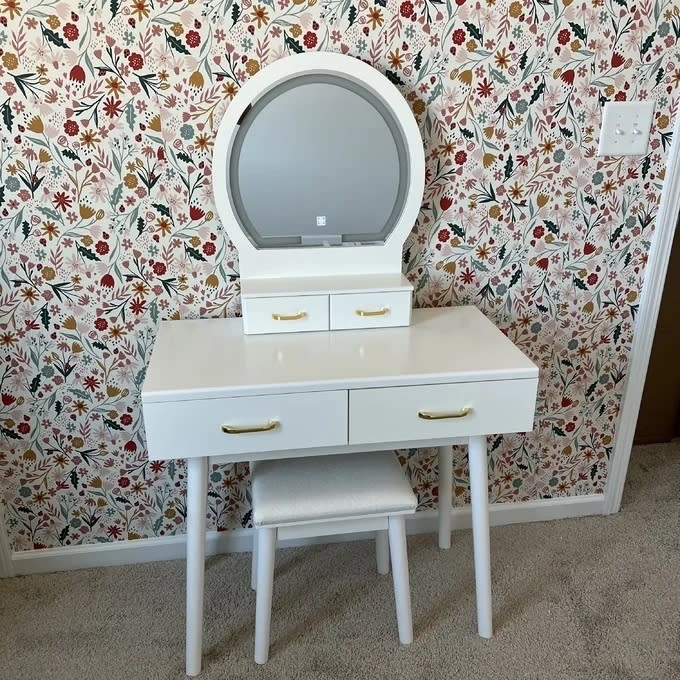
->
[597,101,655,156]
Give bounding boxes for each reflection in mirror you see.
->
[228,74,409,249]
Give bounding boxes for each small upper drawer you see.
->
[348,379,537,445]
[144,390,348,460]
[330,290,411,330]
[243,294,329,335]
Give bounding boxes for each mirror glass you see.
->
[228,74,409,249]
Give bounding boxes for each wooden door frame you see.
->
[605,110,680,514]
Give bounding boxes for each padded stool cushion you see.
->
[251,452,417,527]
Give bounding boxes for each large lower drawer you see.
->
[348,379,537,445]
[144,390,347,460]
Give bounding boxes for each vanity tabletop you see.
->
[142,306,538,403]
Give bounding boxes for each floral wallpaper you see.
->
[0,0,678,552]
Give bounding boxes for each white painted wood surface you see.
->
[186,457,208,677]
[241,273,413,297]
[212,53,425,335]
[250,450,416,663]
[437,446,453,550]
[212,52,425,281]
[348,378,537,444]
[276,515,388,540]
[144,390,347,461]
[330,290,412,330]
[468,434,493,638]
[376,530,390,575]
[242,275,414,334]
[605,109,680,514]
[388,515,413,645]
[140,305,539,675]
[243,293,329,334]
[212,437,470,464]
[250,535,258,592]
[142,306,538,403]
[254,526,276,665]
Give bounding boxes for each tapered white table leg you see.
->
[438,445,453,549]
[468,435,492,638]
[186,457,209,676]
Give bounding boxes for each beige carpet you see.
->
[1,443,678,680]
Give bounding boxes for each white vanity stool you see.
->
[250,451,418,664]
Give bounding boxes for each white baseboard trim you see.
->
[9,494,606,577]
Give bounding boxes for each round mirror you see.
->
[228,74,409,249]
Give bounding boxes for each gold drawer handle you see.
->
[272,311,306,321]
[418,407,472,420]
[221,420,279,434]
[356,307,389,317]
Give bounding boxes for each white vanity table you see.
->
[142,306,538,675]
[140,52,539,675]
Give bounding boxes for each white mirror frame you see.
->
[212,52,425,280]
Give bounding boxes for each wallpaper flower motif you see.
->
[0,0,678,551]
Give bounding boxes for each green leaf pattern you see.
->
[0,0,675,550]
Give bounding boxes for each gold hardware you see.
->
[355,307,389,317]
[418,407,472,420]
[271,311,306,321]
[221,420,279,434]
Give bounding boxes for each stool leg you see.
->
[254,527,277,664]
[438,445,453,549]
[376,530,390,575]
[388,516,413,645]
[251,532,258,591]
